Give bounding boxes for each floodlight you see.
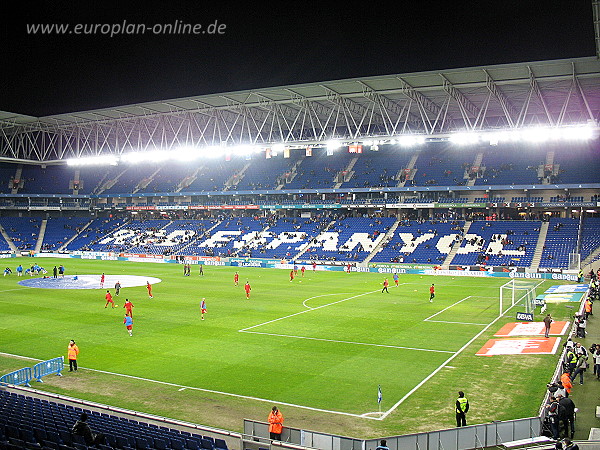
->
[326,140,341,150]
[449,132,479,145]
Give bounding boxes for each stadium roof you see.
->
[1,56,600,161]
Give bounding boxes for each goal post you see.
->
[498,279,541,317]
[568,252,580,271]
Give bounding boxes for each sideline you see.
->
[0,351,375,420]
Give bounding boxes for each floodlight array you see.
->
[65,123,597,166]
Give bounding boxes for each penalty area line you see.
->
[424,296,472,321]
[240,330,455,353]
[378,303,507,420]
[0,351,374,420]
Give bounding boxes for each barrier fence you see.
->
[1,357,63,387]
[33,356,64,382]
[243,417,542,450]
[0,367,32,387]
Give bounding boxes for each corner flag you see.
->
[378,385,382,404]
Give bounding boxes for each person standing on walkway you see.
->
[67,340,79,372]
[268,406,284,441]
[543,314,553,338]
[455,391,469,427]
[557,394,576,439]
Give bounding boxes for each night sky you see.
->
[0,2,596,117]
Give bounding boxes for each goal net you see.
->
[498,279,541,317]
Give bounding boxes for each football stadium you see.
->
[2,7,600,450]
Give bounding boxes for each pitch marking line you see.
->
[426,320,489,326]
[424,296,472,321]
[0,351,373,420]
[302,293,350,310]
[241,331,454,354]
[378,291,521,420]
[239,289,382,332]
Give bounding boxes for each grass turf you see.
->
[0,257,573,438]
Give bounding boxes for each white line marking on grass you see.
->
[0,287,34,294]
[302,293,350,310]
[0,351,373,420]
[241,331,455,353]
[426,320,488,326]
[424,296,473,321]
[378,303,509,420]
[239,289,382,332]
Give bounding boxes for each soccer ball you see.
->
[114,304,118,308]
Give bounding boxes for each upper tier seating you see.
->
[284,149,354,189]
[551,143,598,184]
[475,145,547,185]
[340,146,412,188]
[411,144,477,187]
[234,151,303,191]
[19,165,73,194]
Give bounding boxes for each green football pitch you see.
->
[0,258,572,438]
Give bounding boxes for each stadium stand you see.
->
[0,390,233,450]
[370,219,465,264]
[284,149,353,189]
[0,217,42,251]
[475,145,547,185]
[538,218,579,268]
[580,217,600,262]
[411,143,476,186]
[18,165,73,195]
[305,216,396,262]
[64,218,128,252]
[450,220,540,267]
[339,146,412,188]
[40,217,91,252]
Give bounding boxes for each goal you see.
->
[498,279,542,317]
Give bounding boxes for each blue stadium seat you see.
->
[214,438,228,450]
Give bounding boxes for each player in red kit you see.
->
[312,262,317,271]
[244,281,251,299]
[200,298,207,320]
[100,273,105,288]
[301,266,305,277]
[104,290,115,308]
[429,284,435,302]
[146,281,153,298]
[382,278,389,293]
[290,270,295,282]
[234,272,239,286]
[123,299,134,317]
